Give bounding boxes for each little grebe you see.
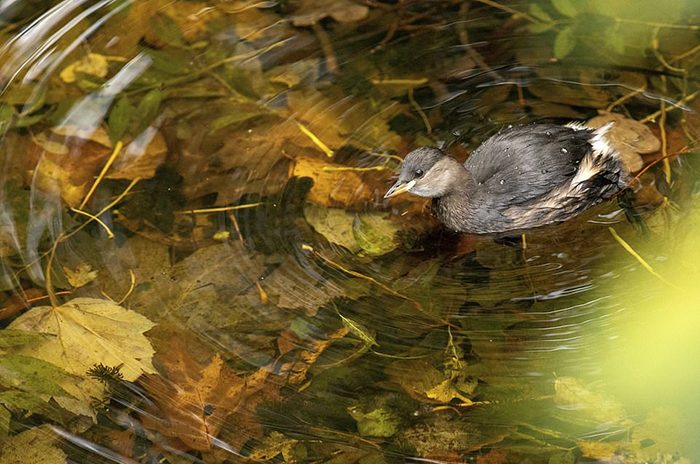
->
[384,123,629,234]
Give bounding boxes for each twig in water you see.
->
[297,122,334,157]
[79,141,123,210]
[608,227,679,289]
[176,202,263,214]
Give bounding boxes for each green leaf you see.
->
[529,4,553,22]
[352,213,401,256]
[0,391,65,423]
[0,330,49,351]
[150,12,184,47]
[348,407,400,438]
[0,405,9,437]
[0,104,14,132]
[0,355,75,398]
[107,93,134,144]
[207,107,267,133]
[554,27,576,59]
[608,31,626,55]
[528,21,556,33]
[133,89,163,134]
[550,0,579,17]
[0,426,67,464]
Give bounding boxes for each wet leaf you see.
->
[106,126,168,180]
[8,298,156,381]
[107,93,134,144]
[142,333,272,451]
[0,426,67,464]
[290,0,369,26]
[529,4,553,22]
[387,360,475,405]
[62,263,98,288]
[348,406,400,438]
[292,157,373,207]
[550,0,579,17]
[304,205,361,253]
[352,213,400,256]
[0,355,74,398]
[0,329,49,350]
[59,53,110,84]
[133,89,163,134]
[553,377,629,427]
[587,112,659,172]
[248,432,299,461]
[554,27,576,59]
[149,13,185,47]
[0,103,13,132]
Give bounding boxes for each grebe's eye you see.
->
[415,169,424,178]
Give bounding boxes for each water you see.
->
[0,1,699,463]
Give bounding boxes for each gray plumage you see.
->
[385,123,629,234]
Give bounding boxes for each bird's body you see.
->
[385,123,629,234]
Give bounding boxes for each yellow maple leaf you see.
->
[8,298,156,417]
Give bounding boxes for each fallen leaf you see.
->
[292,157,373,207]
[142,333,272,451]
[62,263,98,288]
[553,377,629,427]
[278,326,349,384]
[9,298,156,379]
[587,112,660,172]
[304,205,361,253]
[347,406,400,438]
[352,212,401,256]
[8,298,156,417]
[287,89,402,152]
[28,125,166,207]
[0,426,67,464]
[387,360,476,405]
[290,0,369,26]
[59,53,110,84]
[106,126,168,180]
[248,431,298,461]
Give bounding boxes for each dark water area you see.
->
[0,1,699,463]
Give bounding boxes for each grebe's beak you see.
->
[384,179,415,198]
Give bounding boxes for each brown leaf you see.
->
[278,326,349,384]
[587,112,659,172]
[28,126,166,207]
[291,157,373,207]
[142,334,271,451]
[290,0,369,26]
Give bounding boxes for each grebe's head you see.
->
[385,147,462,199]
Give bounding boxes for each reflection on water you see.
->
[0,1,699,463]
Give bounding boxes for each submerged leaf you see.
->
[550,0,579,17]
[107,93,134,144]
[347,406,400,437]
[554,27,576,59]
[8,298,156,381]
[59,53,110,84]
[291,0,369,26]
[0,426,67,464]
